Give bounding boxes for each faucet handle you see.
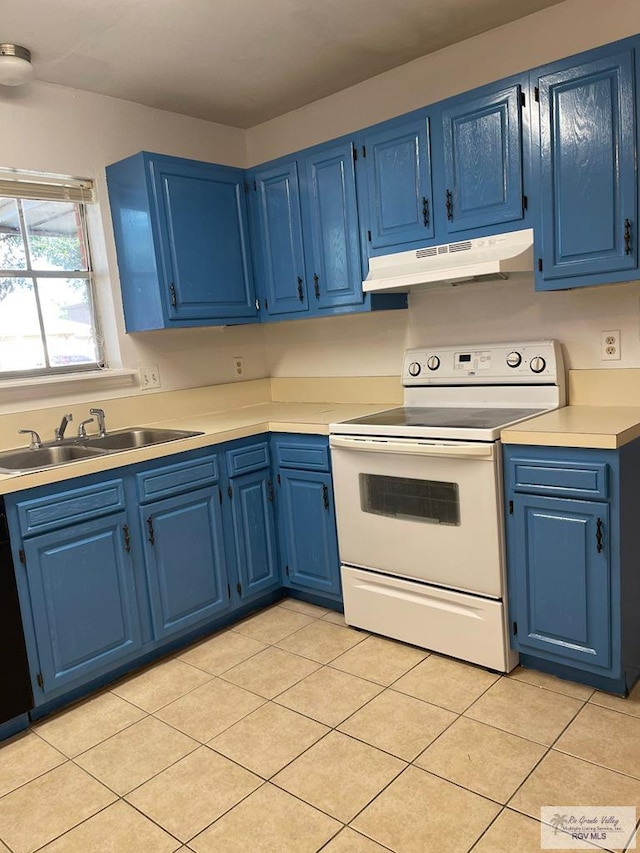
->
[77,418,94,439]
[18,429,42,449]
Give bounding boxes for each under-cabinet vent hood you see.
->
[363,228,534,293]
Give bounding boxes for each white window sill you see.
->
[0,369,138,402]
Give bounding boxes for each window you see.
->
[0,170,102,378]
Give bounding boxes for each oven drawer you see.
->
[341,566,514,672]
[511,458,608,499]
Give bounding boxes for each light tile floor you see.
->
[1,598,640,852]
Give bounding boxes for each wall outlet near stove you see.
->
[139,364,161,390]
[601,330,621,361]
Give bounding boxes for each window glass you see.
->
[0,194,101,377]
[0,199,27,269]
[23,200,87,271]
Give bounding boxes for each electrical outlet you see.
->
[601,330,621,361]
[139,364,161,390]
[232,356,244,379]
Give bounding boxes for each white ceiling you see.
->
[3,0,566,128]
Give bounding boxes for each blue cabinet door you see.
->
[537,50,636,283]
[151,158,258,322]
[364,116,434,249]
[24,512,142,694]
[301,141,363,310]
[141,487,230,641]
[511,494,611,670]
[278,469,340,597]
[229,470,279,599]
[442,85,524,234]
[251,161,308,317]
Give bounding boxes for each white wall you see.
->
[0,81,268,409]
[257,0,640,378]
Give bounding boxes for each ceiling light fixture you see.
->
[0,44,33,87]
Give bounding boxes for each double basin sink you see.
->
[0,428,204,473]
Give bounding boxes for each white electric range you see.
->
[329,340,565,672]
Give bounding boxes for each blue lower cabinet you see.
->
[23,511,143,694]
[141,486,231,641]
[503,442,640,694]
[278,468,341,598]
[228,470,280,600]
[4,435,343,717]
[511,493,611,670]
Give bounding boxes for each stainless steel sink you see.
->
[0,444,106,473]
[0,427,204,473]
[82,427,203,451]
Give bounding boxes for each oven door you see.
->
[329,435,504,597]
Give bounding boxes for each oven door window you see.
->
[359,473,460,526]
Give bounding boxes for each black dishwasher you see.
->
[0,498,33,723]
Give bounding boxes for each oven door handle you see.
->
[329,436,494,459]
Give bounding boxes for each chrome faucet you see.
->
[18,429,42,449]
[89,408,107,437]
[77,418,94,439]
[55,413,73,441]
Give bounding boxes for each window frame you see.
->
[0,174,104,380]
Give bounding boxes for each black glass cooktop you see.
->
[344,406,546,431]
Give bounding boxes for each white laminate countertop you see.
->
[0,401,394,496]
[501,405,640,450]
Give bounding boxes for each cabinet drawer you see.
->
[137,455,219,502]
[512,459,608,499]
[274,437,329,471]
[17,480,126,537]
[226,442,270,476]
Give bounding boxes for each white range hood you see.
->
[363,228,534,293]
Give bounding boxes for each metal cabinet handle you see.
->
[596,518,604,553]
[313,274,320,299]
[146,516,155,545]
[267,480,274,502]
[168,282,177,307]
[624,219,632,255]
[422,196,430,228]
[123,524,131,553]
[322,483,329,510]
[297,277,304,302]
[445,189,453,221]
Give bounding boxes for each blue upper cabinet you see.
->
[248,138,407,322]
[534,47,637,288]
[300,141,363,310]
[362,115,434,250]
[106,152,258,330]
[441,84,525,235]
[250,160,308,317]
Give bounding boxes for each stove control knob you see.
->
[530,356,547,374]
[426,355,440,371]
[408,361,422,376]
[506,351,522,368]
